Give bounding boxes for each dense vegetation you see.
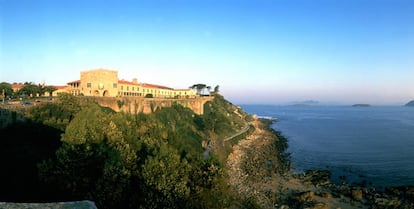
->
[0,81,57,99]
[0,93,255,209]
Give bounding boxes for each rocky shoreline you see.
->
[226,117,414,209]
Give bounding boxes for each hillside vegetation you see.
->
[0,93,278,209]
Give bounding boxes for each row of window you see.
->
[118,91,188,96]
[85,83,118,88]
[72,83,192,96]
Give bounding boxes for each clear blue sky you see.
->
[1,0,413,105]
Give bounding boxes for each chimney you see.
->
[132,78,138,84]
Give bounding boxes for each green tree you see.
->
[61,104,109,144]
[214,85,220,93]
[142,143,191,202]
[39,105,138,208]
[19,82,40,97]
[43,85,57,97]
[0,82,13,99]
[190,84,207,95]
[25,93,96,131]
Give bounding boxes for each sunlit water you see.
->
[241,105,414,189]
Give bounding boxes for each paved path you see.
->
[203,118,250,159]
[224,120,250,142]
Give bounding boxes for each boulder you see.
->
[351,189,363,201]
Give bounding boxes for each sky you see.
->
[1,0,413,105]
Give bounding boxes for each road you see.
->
[224,120,250,142]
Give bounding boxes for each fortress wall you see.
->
[91,96,213,115]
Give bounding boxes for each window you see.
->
[113,83,117,88]
[127,86,129,91]
[121,86,123,90]
[87,83,91,88]
[132,87,134,91]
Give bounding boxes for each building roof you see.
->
[140,83,173,90]
[118,80,173,90]
[175,88,193,91]
[11,84,24,89]
[54,85,67,90]
[67,80,81,84]
[118,79,139,85]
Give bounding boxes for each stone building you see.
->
[67,69,196,98]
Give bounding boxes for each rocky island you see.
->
[405,100,414,106]
[352,104,371,107]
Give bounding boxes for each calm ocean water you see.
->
[241,105,414,188]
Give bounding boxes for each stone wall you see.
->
[91,96,214,115]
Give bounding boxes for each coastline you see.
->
[239,105,414,188]
[226,116,414,209]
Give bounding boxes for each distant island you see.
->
[289,100,319,106]
[405,100,414,107]
[352,104,371,107]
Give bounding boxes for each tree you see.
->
[190,83,211,95]
[43,86,57,97]
[214,85,220,93]
[0,82,13,100]
[141,142,191,206]
[39,105,138,208]
[190,84,207,95]
[19,82,40,97]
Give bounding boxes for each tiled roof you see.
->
[11,84,24,89]
[118,80,138,85]
[54,85,67,90]
[140,83,173,90]
[67,80,80,84]
[118,80,173,90]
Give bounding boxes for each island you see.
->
[352,104,371,107]
[405,100,414,107]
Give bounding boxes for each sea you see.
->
[241,105,414,189]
